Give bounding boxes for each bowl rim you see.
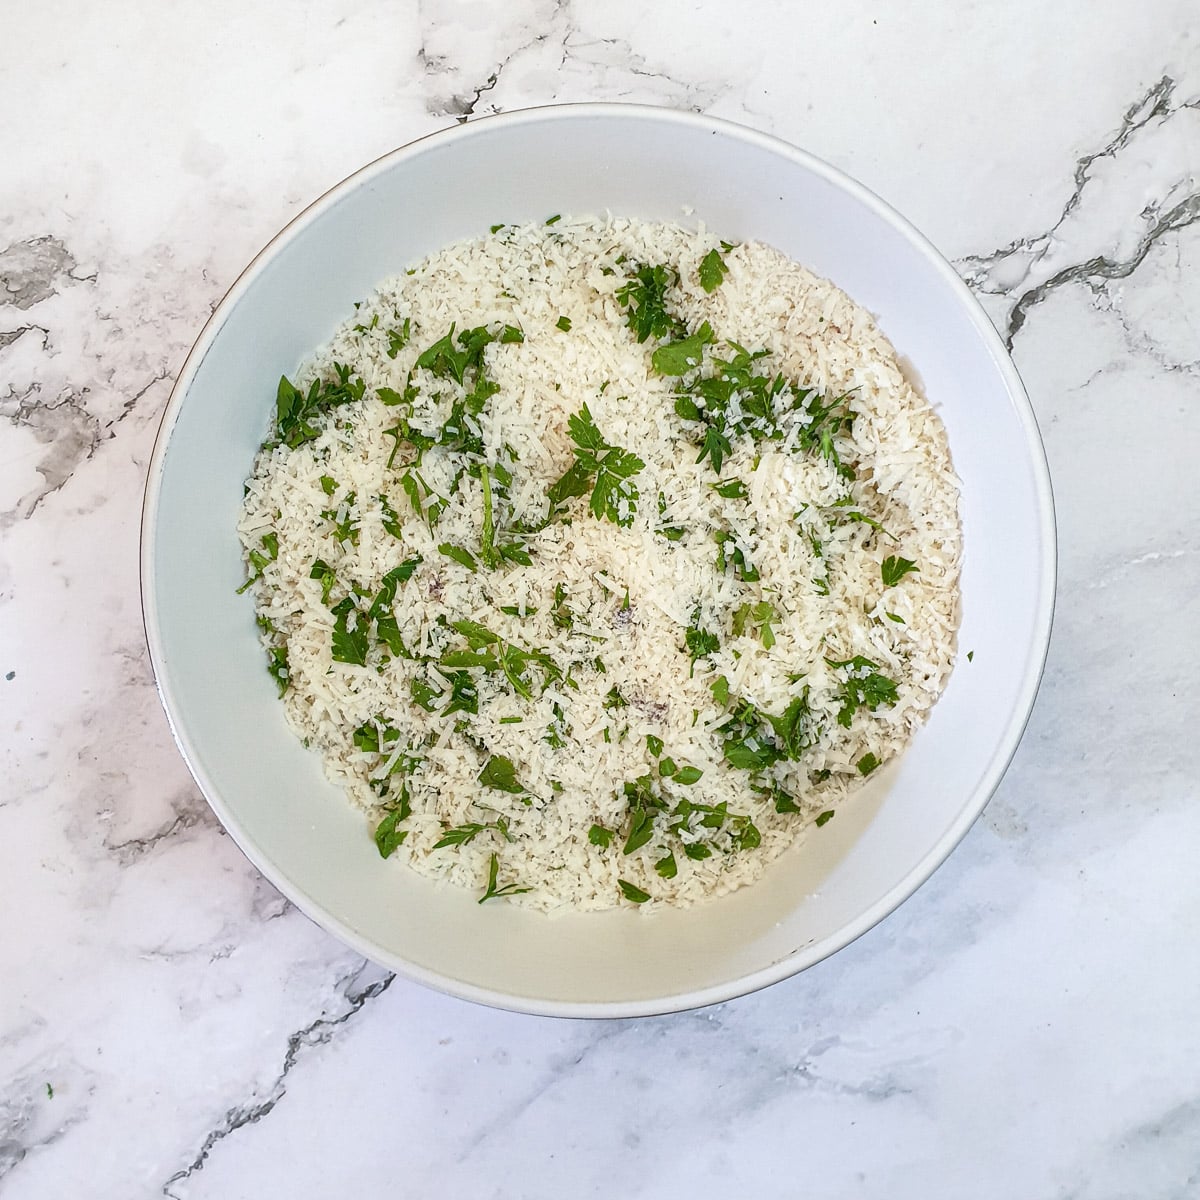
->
[140,101,1057,1018]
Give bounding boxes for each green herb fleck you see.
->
[545,213,562,226]
[857,752,880,776]
[547,404,645,527]
[478,852,531,903]
[330,597,369,666]
[825,655,899,727]
[711,478,748,499]
[814,809,835,828]
[479,754,523,794]
[698,248,729,293]
[881,556,919,586]
[434,817,512,849]
[308,558,337,605]
[588,823,614,848]
[685,621,720,674]
[654,851,678,879]
[319,475,338,495]
[374,793,412,858]
[651,321,714,376]
[438,542,479,572]
[618,879,651,903]
[273,364,365,449]
[556,315,572,332]
[615,263,684,343]
[237,531,280,593]
[266,646,289,696]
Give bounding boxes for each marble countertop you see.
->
[3,3,1198,1195]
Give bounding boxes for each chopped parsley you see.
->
[236,531,279,593]
[684,620,720,674]
[881,555,919,586]
[438,542,479,572]
[588,823,614,848]
[330,597,369,666]
[266,646,289,695]
[555,315,572,332]
[654,851,678,879]
[825,655,900,727]
[656,491,686,541]
[731,601,777,649]
[478,754,523,794]
[615,263,684,343]
[308,558,337,605]
[274,363,365,449]
[651,321,714,376]
[618,879,651,904]
[714,531,759,581]
[478,853,531,903]
[434,817,512,849]
[814,809,835,828]
[698,248,729,293]
[546,404,645,527]
[374,785,413,858]
[856,752,881,776]
[711,478,747,499]
[386,317,411,359]
[378,494,404,539]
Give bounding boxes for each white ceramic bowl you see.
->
[141,105,1055,1017]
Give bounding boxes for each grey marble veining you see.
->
[2,2,1199,1196]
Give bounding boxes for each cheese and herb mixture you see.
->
[237,216,961,910]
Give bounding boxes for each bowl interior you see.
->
[144,106,1053,1016]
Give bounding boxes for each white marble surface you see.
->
[2,1,1199,1195]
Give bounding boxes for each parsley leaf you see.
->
[623,807,656,855]
[478,852,531,903]
[330,597,369,666]
[266,646,289,696]
[237,531,280,593]
[309,558,337,605]
[651,321,714,376]
[673,766,703,786]
[857,752,881,776]
[374,807,409,858]
[547,404,645,527]
[386,317,411,359]
[438,542,479,572]
[479,754,523,794]
[434,817,512,849]
[685,621,720,674]
[825,656,900,727]
[615,263,684,343]
[556,315,572,332]
[654,851,678,879]
[618,879,651,904]
[711,479,747,499]
[378,494,404,539]
[698,248,729,293]
[274,363,365,449]
[881,556,919,586]
[815,809,835,827]
[589,823,614,848]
